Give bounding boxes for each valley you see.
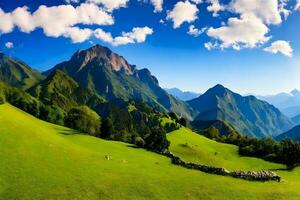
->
[2,103,300,200]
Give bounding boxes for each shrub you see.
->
[65,106,101,136]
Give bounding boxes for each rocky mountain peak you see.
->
[71,44,135,75]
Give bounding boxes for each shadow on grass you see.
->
[54,127,81,136]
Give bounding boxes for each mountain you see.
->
[187,84,294,137]
[276,125,300,141]
[0,53,43,89]
[28,69,105,110]
[165,88,200,101]
[44,45,196,119]
[257,90,300,117]
[292,114,300,125]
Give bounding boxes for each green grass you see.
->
[167,127,284,171]
[2,104,300,199]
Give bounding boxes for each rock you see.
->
[105,155,110,160]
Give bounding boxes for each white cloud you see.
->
[264,40,293,57]
[207,14,270,50]
[295,0,300,10]
[0,3,113,43]
[0,9,14,34]
[150,0,163,12]
[204,42,218,50]
[64,27,93,43]
[229,0,282,25]
[5,42,14,49]
[95,26,153,46]
[187,25,207,37]
[87,0,129,11]
[65,0,80,4]
[207,0,225,17]
[190,0,203,4]
[166,1,199,28]
[279,0,291,19]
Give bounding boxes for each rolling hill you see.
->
[44,45,196,120]
[188,84,294,137]
[0,53,43,89]
[3,103,300,199]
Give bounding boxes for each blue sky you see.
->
[0,0,300,95]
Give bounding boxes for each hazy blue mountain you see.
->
[277,125,300,141]
[165,88,200,101]
[0,53,43,89]
[188,84,294,137]
[292,114,300,125]
[44,45,197,120]
[257,90,300,117]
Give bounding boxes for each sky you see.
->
[0,0,300,95]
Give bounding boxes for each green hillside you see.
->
[167,127,283,171]
[0,53,43,90]
[2,103,300,200]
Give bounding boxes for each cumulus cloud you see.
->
[190,0,203,4]
[94,26,153,46]
[205,0,286,51]
[207,0,225,17]
[204,42,218,50]
[166,1,199,28]
[0,3,114,43]
[87,0,129,11]
[0,9,14,33]
[64,27,93,43]
[150,0,163,12]
[295,0,300,10]
[279,0,291,19]
[229,0,282,25]
[65,0,80,4]
[264,40,293,57]
[207,14,270,50]
[187,25,207,37]
[5,42,14,49]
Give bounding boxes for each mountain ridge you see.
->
[0,53,43,89]
[188,84,294,137]
[43,45,196,119]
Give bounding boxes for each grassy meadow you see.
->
[1,103,300,200]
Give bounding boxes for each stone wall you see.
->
[160,151,281,182]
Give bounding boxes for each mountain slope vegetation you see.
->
[28,69,105,110]
[188,84,293,137]
[0,53,43,89]
[44,45,196,120]
[2,104,300,200]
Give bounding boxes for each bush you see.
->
[100,117,114,139]
[145,127,170,152]
[65,106,101,136]
[134,136,145,147]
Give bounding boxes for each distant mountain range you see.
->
[188,84,294,137]
[165,88,200,101]
[277,124,300,141]
[0,45,295,139]
[257,90,300,118]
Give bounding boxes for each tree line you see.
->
[199,126,300,169]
